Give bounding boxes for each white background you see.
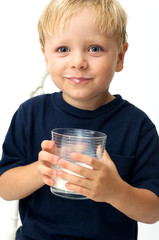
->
[0,0,159,239]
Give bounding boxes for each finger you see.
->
[57,170,91,189]
[38,150,59,164]
[96,145,103,160]
[38,160,54,177]
[70,152,103,170]
[102,149,112,164]
[65,182,90,197]
[41,140,55,153]
[43,175,55,186]
[57,158,94,179]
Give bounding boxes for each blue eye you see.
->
[57,47,69,53]
[89,46,102,52]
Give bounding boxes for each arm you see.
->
[0,141,58,201]
[53,150,159,223]
[111,178,159,224]
[0,162,44,200]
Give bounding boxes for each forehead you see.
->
[55,8,100,35]
[44,8,115,48]
[51,7,100,35]
[40,2,126,51]
[45,4,116,38]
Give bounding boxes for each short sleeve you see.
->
[0,106,27,176]
[130,126,159,197]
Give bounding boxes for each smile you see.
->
[63,75,93,84]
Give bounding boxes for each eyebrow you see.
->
[55,37,111,45]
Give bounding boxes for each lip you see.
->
[63,75,93,80]
[63,75,93,84]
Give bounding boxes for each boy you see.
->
[0,0,159,239]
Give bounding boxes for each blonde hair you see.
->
[38,0,127,50]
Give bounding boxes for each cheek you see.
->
[48,63,64,87]
[98,62,115,79]
[49,74,63,90]
[47,60,61,76]
[49,70,61,85]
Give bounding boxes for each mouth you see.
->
[63,75,93,84]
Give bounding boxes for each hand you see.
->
[55,150,123,203]
[38,140,60,186]
[48,148,159,223]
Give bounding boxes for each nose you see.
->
[70,52,88,70]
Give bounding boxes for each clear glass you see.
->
[50,128,107,200]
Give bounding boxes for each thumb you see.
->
[102,149,112,164]
[102,150,118,174]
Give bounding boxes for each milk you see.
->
[52,164,91,192]
[53,168,80,192]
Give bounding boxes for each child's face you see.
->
[42,8,127,110]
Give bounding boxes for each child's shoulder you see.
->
[16,92,59,120]
[120,96,155,133]
[114,95,149,118]
[22,93,53,105]
[20,92,59,110]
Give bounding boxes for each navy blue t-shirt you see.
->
[0,92,159,240]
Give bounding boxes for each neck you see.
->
[62,91,115,111]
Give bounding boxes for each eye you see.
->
[57,46,69,53]
[89,46,102,53]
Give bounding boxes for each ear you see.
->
[116,42,128,72]
[41,47,49,73]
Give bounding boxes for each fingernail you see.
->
[70,153,77,158]
[57,171,62,176]
[53,156,59,164]
[50,180,55,186]
[49,141,54,147]
[53,170,57,177]
[65,182,69,187]
[58,159,63,165]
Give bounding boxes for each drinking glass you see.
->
[51,128,107,200]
